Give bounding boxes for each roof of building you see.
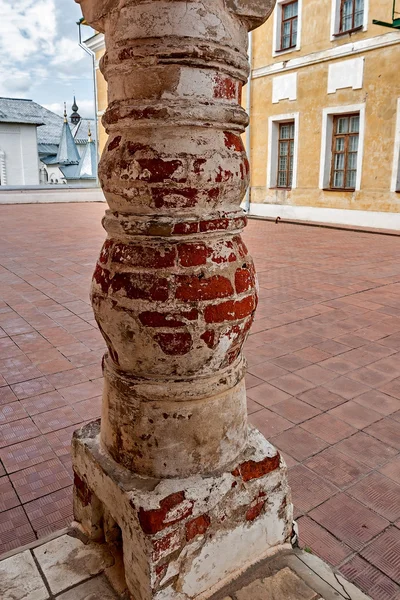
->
[0,97,45,126]
[60,131,97,180]
[56,108,81,165]
[70,118,96,144]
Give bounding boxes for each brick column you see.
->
[72,1,292,598]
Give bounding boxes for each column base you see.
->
[71,421,293,600]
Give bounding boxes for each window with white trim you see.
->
[267,113,299,190]
[319,104,365,191]
[277,122,295,188]
[273,0,302,56]
[330,114,360,189]
[331,0,368,38]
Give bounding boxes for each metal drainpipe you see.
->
[77,20,100,187]
[244,31,253,214]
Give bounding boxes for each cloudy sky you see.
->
[0,0,95,118]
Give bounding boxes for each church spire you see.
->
[63,102,67,123]
[70,96,81,125]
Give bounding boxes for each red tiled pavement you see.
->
[0,205,400,597]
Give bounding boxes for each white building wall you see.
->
[0,123,39,185]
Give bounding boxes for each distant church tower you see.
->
[70,96,81,125]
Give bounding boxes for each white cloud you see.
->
[0,0,94,117]
[0,0,57,62]
[43,98,95,118]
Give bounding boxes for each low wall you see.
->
[248,203,400,231]
[0,185,106,204]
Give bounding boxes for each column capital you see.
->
[76,0,276,32]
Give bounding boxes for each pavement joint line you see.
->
[30,547,55,600]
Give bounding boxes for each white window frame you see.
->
[319,103,365,191]
[272,0,302,58]
[267,112,300,189]
[391,98,400,192]
[330,0,369,41]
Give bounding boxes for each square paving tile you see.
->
[24,486,73,537]
[305,446,370,489]
[0,385,18,405]
[340,555,400,600]
[310,493,389,551]
[247,361,288,381]
[364,418,400,450]
[335,431,398,468]
[301,413,357,444]
[32,405,82,434]
[379,377,400,400]
[347,472,400,521]
[271,426,328,462]
[322,377,370,400]
[0,401,28,424]
[353,390,400,416]
[348,365,397,388]
[0,417,40,448]
[0,506,36,556]
[245,373,264,390]
[360,526,400,584]
[270,373,315,396]
[246,382,291,407]
[379,456,400,484]
[0,550,48,600]
[328,401,382,429]
[1,435,56,474]
[297,515,352,566]
[271,354,312,371]
[294,364,337,385]
[33,534,114,594]
[249,408,293,438]
[21,390,68,416]
[45,424,83,458]
[298,386,346,411]
[58,379,104,403]
[269,398,321,424]
[247,397,264,414]
[0,475,20,512]
[10,457,72,503]
[287,464,338,513]
[320,355,359,375]
[11,377,54,400]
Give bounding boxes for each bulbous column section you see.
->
[78,0,275,478]
[72,3,292,600]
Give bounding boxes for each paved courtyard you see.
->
[0,203,399,599]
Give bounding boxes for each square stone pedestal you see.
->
[72,421,292,600]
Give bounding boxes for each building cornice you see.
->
[84,32,105,53]
[252,31,400,79]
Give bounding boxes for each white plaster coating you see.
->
[72,423,292,600]
[179,498,288,597]
[272,73,297,103]
[248,202,400,230]
[327,57,364,94]
[0,550,48,600]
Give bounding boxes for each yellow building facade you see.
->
[248,0,400,227]
[85,1,400,228]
